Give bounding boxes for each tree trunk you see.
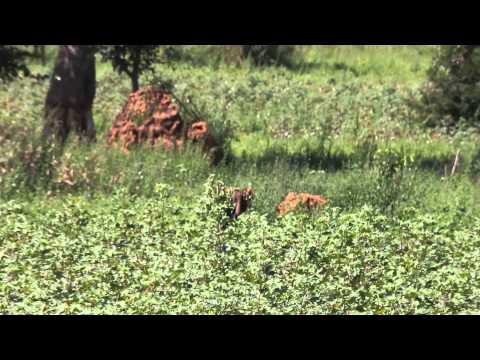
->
[40,45,46,65]
[131,49,140,92]
[33,46,46,65]
[131,71,139,92]
[43,45,96,144]
[223,45,244,65]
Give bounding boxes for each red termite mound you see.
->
[107,86,222,163]
[276,192,328,216]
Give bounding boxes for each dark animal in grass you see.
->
[228,187,254,220]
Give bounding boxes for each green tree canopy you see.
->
[97,45,163,92]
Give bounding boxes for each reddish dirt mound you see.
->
[276,192,328,216]
[107,86,221,163]
[229,187,254,220]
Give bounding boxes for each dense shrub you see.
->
[417,45,480,129]
[242,45,296,67]
[223,45,296,67]
[1,178,480,315]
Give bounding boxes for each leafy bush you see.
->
[416,45,480,129]
[223,45,296,67]
[1,178,480,315]
[242,45,296,67]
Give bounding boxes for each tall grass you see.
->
[1,45,477,218]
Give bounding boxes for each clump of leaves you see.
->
[415,45,480,130]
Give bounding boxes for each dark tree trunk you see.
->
[131,70,139,92]
[40,46,46,65]
[131,49,140,92]
[33,45,46,65]
[43,45,96,144]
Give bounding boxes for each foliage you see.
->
[1,179,480,314]
[1,51,479,216]
[242,45,296,67]
[416,45,480,129]
[0,46,29,82]
[2,45,480,314]
[97,45,163,91]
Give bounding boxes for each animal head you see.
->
[187,121,209,141]
[230,187,254,220]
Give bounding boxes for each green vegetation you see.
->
[416,45,480,129]
[1,45,480,314]
[2,182,480,315]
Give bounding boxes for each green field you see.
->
[1,45,480,314]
